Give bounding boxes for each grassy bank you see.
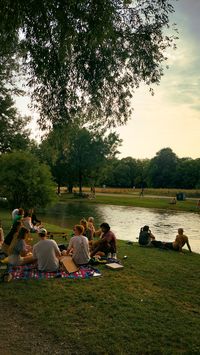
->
[59,193,199,213]
[0,214,200,354]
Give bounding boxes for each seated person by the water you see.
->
[169,197,176,205]
[32,228,61,272]
[22,210,40,233]
[80,219,93,241]
[138,225,164,248]
[90,223,117,258]
[31,209,41,226]
[1,221,22,256]
[12,208,24,223]
[0,220,4,248]
[64,225,90,266]
[87,217,95,238]
[164,228,192,253]
[139,225,155,246]
[8,227,33,266]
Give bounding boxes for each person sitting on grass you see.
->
[0,220,4,248]
[138,225,163,248]
[32,228,61,272]
[8,227,33,266]
[80,219,93,241]
[90,223,117,259]
[63,225,90,266]
[22,210,40,233]
[13,208,24,223]
[87,217,95,238]
[1,221,22,256]
[164,228,192,253]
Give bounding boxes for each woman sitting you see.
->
[80,219,93,241]
[22,210,40,233]
[8,227,33,266]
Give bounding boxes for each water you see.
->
[41,202,200,253]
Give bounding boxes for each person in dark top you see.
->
[31,209,41,226]
[139,225,163,248]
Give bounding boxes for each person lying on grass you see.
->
[164,228,192,253]
[62,225,90,266]
[90,223,117,259]
[32,228,61,272]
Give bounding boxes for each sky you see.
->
[15,0,200,160]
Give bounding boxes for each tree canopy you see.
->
[0,0,177,128]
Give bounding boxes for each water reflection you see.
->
[42,202,200,253]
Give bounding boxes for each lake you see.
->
[41,202,200,253]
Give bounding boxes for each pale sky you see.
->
[15,0,200,159]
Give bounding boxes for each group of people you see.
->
[0,211,117,273]
[0,206,193,277]
[138,225,192,253]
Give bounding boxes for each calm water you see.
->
[41,202,200,253]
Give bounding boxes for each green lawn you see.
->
[59,193,199,213]
[0,208,200,354]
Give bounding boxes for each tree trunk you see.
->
[79,172,82,193]
[57,183,61,194]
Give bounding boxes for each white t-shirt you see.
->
[33,239,61,272]
[68,235,90,265]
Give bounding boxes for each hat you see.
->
[38,228,47,236]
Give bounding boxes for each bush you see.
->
[0,151,57,208]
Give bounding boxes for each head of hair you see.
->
[88,217,94,223]
[143,225,149,232]
[24,210,30,218]
[18,208,24,216]
[18,227,29,239]
[100,223,110,232]
[74,225,84,235]
[80,219,88,229]
[178,228,184,234]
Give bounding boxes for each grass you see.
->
[59,193,199,213]
[0,208,200,354]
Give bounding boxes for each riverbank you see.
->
[0,217,200,354]
[59,192,200,213]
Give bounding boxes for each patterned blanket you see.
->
[8,264,101,281]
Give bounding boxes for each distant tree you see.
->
[0,152,56,208]
[175,158,200,189]
[38,125,121,193]
[148,148,178,188]
[0,0,177,128]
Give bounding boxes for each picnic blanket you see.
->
[8,264,101,281]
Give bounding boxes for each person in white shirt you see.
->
[33,228,61,272]
[66,225,90,266]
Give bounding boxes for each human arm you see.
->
[186,241,192,253]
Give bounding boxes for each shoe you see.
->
[107,253,112,259]
[112,253,117,259]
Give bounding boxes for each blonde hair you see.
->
[80,219,88,229]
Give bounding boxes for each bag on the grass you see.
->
[60,256,79,273]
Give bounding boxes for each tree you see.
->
[38,125,121,193]
[0,0,177,128]
[0,94,31,153]
[0,151,56,208]
[148,148,178,188]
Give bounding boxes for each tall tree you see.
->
[0,0,177,128]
